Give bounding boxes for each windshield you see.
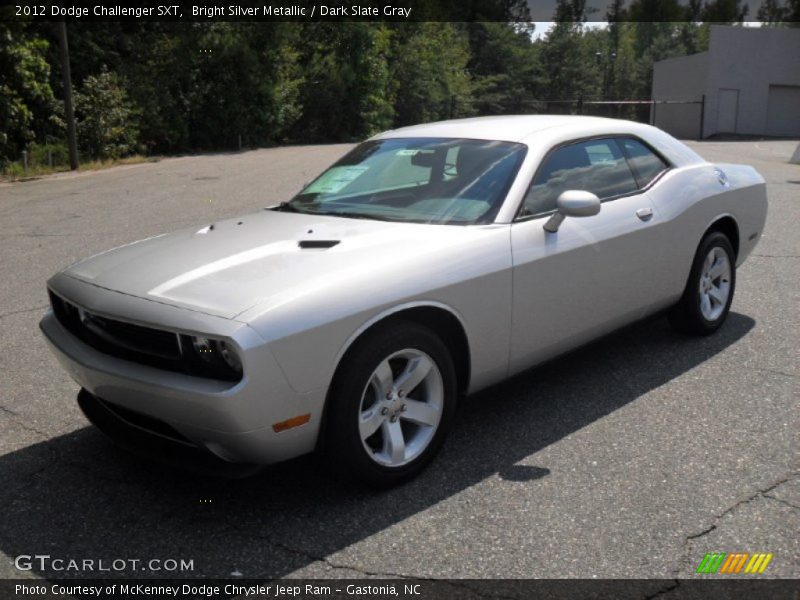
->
[284,138,527,224]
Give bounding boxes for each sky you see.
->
[525,0,770,22]
[530,21,763,41]
[530,22,606,40]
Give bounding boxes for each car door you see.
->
[508,136,672,375]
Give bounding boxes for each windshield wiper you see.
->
[274,204,393,222]
[328,211,394,222]
[272,202,304,213]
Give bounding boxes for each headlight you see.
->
[181,335,243,381]
[192,336,215,357]
[217,340,243,373]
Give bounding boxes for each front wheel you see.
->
[669,231,736,335]
[324,322,457,487]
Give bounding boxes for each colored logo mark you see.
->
[696,552,773,574]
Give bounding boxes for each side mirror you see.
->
[543,190,601,233]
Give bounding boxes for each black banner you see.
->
[2,0,796,22]
[2,579,799,600]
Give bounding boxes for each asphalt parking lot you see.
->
[0,140,797,588]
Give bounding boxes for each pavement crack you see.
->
[685,524,717,540]
[0,232,77,238]
[763,493,800,511]
[750,367,798,380]
[2,464,54,497]
[248,529,415,579]
[0,408,51,439]
[676,471,800,576]
[0,304,48,320]
[751,253,800,258]
[227,523,518,597]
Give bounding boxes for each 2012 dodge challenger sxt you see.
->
[40,116,768,485]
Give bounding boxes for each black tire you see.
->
[324,321,458,487]
[669,231,736,335]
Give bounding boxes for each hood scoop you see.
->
[298,240,340,249]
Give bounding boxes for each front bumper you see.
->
[76,388,263,477]
[40,286,325,465]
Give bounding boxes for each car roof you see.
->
[372,115,642,143]
[372,115,705,167]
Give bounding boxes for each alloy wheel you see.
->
[698,246,731,321]
[358,349,444,467]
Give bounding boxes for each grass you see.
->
[0,155,158,182]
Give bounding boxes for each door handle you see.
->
[636,207,654,221]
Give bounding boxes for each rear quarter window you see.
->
[618,138,669,188]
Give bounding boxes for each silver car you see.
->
[40,116,768,485]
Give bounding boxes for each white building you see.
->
[652,25,800,139]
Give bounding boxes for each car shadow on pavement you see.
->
[0,313,754,579]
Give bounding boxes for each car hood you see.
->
[63,210,472,320]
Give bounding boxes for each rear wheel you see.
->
[669,231,736,335]
[324,322,457,487]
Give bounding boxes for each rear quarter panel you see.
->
[648,163,767,297]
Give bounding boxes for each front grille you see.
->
[50,290,185,373]
[49,290,241,382]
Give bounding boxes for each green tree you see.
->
[467,22,543,114]
[542,21,586,100]
[293,23,394,142]
[604,0,633,100]
[355,25,395,136]
[701,0,749,22]
[62,22,305,153]
[184,23,303,149]
[757,0,800,24]
[536,0,614,105]
[0,22,58,167]
[631,24,692,100]
[124,24,198,152]
[74,70,139,159]
[607,24,643,106]
[391,23,473,126]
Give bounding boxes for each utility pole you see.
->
[56,20,78,170]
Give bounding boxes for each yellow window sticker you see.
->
[304,165,369,194]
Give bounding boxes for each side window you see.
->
[618,138,669,188]
[521,139,638,218]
